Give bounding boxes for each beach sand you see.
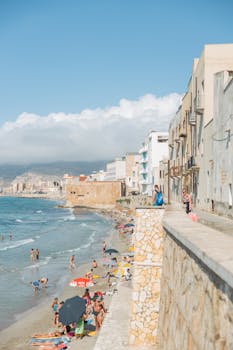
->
[0,208,133,350]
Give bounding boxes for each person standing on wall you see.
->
[182,188,192,214]
[152,185,164,206]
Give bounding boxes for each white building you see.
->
[91,170,106,181]
[139,131,168,195]
[105,157,126,181]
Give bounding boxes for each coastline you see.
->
[0,206,133,350]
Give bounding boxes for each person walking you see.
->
[182,188,192,214]
[69,255,76,270]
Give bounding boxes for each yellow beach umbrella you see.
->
[128,246,134,252]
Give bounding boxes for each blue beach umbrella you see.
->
[124,223,134,227]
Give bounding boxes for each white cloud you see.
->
[0,93,182,164]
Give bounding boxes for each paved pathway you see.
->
[93,280,155,350]
[195,208,233,237]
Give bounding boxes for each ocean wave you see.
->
[35,235,40,239]
[0,238,35,251]
[55,247,81,255]
[15,219,23,223]
[80,222,87,227]
[24,256,52,269]
[82,231,96,249]
[36,210,43,214]
[63,215,76,221]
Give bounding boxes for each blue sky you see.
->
[0,0,232,163]
[0,0,232,123]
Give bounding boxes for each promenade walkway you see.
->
[195,208,233,237]
[169,202,233,236]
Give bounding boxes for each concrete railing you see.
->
[158,208,233,349]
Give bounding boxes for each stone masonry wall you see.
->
[158,231,233,350]
[129,207,165,346]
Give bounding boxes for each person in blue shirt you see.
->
[152,185,164,206]
[31,280,40,292]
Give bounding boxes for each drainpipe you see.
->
[168,160,170,204]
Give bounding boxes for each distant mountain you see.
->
[0,161,108,181]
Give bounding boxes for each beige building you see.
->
[169,43,233,211]
[66,181,125,208]
[125,152,140,194]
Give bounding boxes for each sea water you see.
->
[0,196,112,330]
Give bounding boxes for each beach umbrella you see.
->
[105,248,119,254]
[124,223,134,227]
[128,246,134,252]
[69,277,94,288]
[59,296,86,326]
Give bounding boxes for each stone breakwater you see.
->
[129,207,164,346]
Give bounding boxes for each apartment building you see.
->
[139,131,168,195]
[168,43,233,213]
[105,157,126,181]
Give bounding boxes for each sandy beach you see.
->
[0,208,133,350]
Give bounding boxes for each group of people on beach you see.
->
[29,209,134,349]
[31,277,48,291]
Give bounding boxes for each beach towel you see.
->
[75,319,84,335]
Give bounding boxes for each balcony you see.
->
[140,168,148,175]
[188,111,196,125]
[141,157,148,163]
[139,144,148,154]
[194,94,204,114]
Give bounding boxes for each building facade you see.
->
[125,152,140,194]
[168,43,233,214]
[105,157,126,181]
[139,131,168,195]
[66,181,124,208]
[212,70,233,217]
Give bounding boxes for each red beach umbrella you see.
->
[69,277,94,288]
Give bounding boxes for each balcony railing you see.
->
[194,94,204,114]
[188,111,196,125]
[140,168,148,175]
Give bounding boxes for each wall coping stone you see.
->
[163,208,233,289]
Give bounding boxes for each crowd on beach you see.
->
[29,208,134,350]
